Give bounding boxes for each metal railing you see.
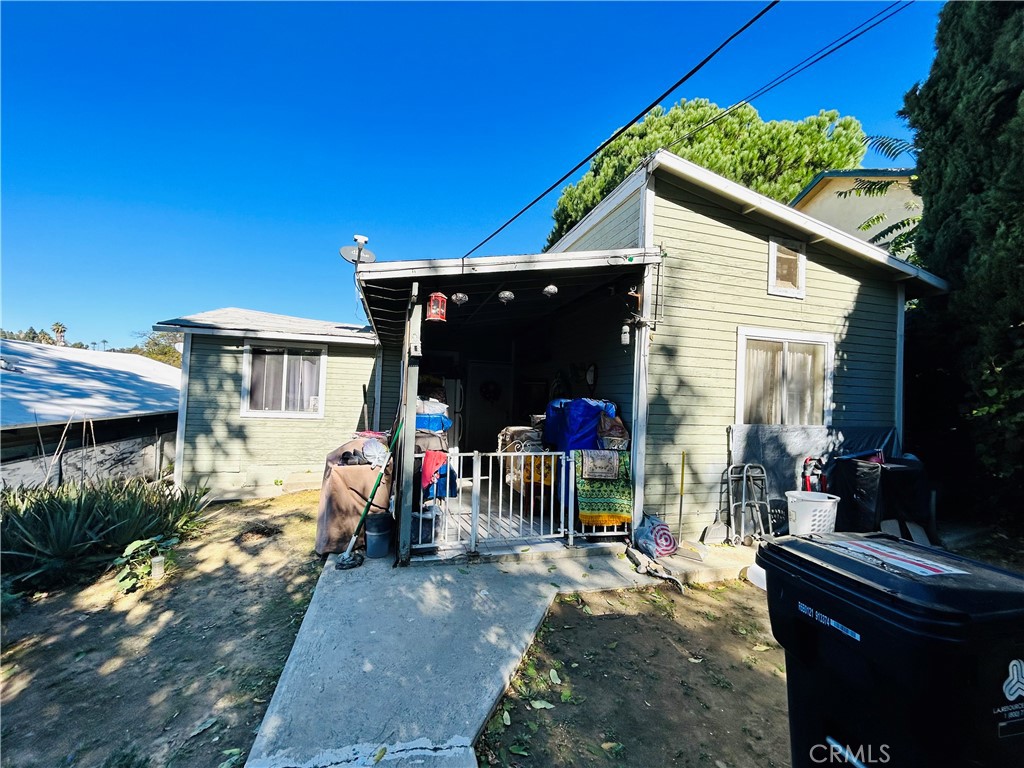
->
[411,450,630,553]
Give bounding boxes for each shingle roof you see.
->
[153,308,376,344]
[0,340,181,429]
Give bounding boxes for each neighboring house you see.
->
[154,308,385,497]
[790,168,920,248]
[356,149,947,562]
[0,340,180,486]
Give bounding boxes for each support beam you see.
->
[398,283,422,565]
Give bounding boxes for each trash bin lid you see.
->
[757,532,1024,638]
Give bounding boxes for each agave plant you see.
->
[0,479,209,587]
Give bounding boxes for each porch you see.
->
[357,248,663,564]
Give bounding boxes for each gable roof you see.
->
[549,150,946,296]
[154,308,377,346]
[789,167,915,207]
[0,340,181,430]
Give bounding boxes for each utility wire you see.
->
[460,0,780,260]
[663,1,913,153]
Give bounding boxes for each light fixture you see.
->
[498,290,515,304]
[452,292,468,305]
[621,321,631,346]
[425,292,448,322]
[542,284,558,297]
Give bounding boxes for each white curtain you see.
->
[786,342,824,425]
[250,348,285,411]
[745,339,824,425]
[744,340,783,424]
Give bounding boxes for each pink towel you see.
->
[421,451,448,489]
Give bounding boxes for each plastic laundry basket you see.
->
[785,491,840,535]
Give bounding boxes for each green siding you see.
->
[646,174,899,539]
[564,190,642,252]
[182,336,378,493]
[378,343,404,430]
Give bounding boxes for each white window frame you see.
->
[240,340,328,419]
[767,237,806,299]
[735,326,834,426]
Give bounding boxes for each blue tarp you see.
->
[544,398,617,452]
[415,413,452,433]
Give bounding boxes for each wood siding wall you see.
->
[181,336,378,493]
[648,174,899,538]
[377,343,404,431]
[564,190,642,252]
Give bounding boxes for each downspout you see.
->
[373,345,383,431]
[397,283,422,565]
[173,332,192,489]
[895,283,906,441]
[630,170,657,533]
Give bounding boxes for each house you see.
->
[790,168,920,248]
[0,339,180,486]
[154,308,384,497]
[356,149,947,563]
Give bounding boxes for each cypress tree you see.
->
[903,2,1024,506]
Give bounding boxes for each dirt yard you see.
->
[4,489,1019,768]
[476,579,791,768]
[1,490,323,768]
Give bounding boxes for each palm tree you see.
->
[836,136,921,262]
[101,339,108,351]
[51,322,67,346]
[90,342,97,351]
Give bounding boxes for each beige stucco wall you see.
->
[793,175,920,246]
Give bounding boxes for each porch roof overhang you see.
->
[357,247,662,345]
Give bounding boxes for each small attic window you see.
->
[768,238,806,299]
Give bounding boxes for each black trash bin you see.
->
[756,532,1024,768]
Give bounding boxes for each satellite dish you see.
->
[340,246,377,264]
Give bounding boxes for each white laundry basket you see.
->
[785,491,840,535]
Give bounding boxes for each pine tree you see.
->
[546,99,867,248]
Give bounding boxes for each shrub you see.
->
[0,479,208,587]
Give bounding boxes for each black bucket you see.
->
[364,514,392,558]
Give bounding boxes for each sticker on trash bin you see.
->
[830,541,969,577]
[798,601,861,642]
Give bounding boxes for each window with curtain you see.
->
[741,334,828,425]
[244,344,324,416]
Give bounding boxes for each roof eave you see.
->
[152,324,378,346]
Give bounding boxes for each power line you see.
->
[664,1,914,153]
[460,0,780,260]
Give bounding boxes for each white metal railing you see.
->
[412,450,566,552]
[410,449,630,553]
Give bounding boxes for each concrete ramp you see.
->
[246,546,755,768]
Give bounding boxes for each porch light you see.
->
[426,292,448,322]
[452,292,468,306]
[542,284,558,297]
[621,322,631,346]
[498,290,515,304]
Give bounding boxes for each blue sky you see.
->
[2,1,943,348]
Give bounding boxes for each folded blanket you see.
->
[573,451,632,527]
[581,449,619,480]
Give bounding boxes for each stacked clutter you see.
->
[413,396,457,546]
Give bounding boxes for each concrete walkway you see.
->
[245,545,756,768]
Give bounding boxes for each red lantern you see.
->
[425,292,447,322]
